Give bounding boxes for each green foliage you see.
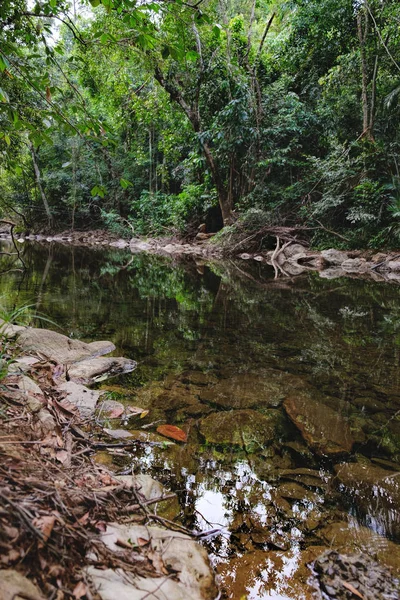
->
[1,0,400,246]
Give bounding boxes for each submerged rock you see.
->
[199,409,284,449]
[334,461,400,538]
[310,550,400,600]
[284,392,354,456]
[317,521,400,576]
[200,371,306,410]
[217,546,326,600]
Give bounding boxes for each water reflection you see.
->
[0,240,400,597]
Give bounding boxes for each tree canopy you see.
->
[1,0,400,246]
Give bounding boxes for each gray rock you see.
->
[90,523,217,600]
[341,257,369,272]
[387,260,400,271]
[321,249,349,265]
[0,569,45,600]
[0,318,26,338]
[67,356,136,384]
[17,328,115,364]
[58,381,103,416]
[319,268,346,279]
[109,239,129,248]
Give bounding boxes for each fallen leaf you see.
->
[78,511,90,525]
[342,581,366,600]
[54,398,80,416]
[156,424,187,442]
[108,406,124,418]
[94,520,107,532]
[126,405,147,416]
[137,537,150,547]
[148,550,168,575]
[72,581,88,599]
[33,515,56,544]
[56,450,69,465]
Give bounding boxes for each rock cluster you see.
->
[309,550,400,600]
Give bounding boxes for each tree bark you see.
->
[30,144,53,228]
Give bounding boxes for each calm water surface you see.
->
[1,242,400,599]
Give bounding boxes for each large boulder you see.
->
[321,249,349,266]
[284,392,354,456]
[17,328,115,364]
[199,409,284,450]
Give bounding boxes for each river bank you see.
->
[0,322,217,600]
[5,228,400,284]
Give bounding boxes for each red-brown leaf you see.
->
[156,424,187,442]
[73,581,88,599]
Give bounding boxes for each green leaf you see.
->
[120,178,132,189]
[212,24,222,38]
[0,56,9,72]
[161,45,170,59]
[4,135,11,146]
[186,50,199,62]
[90,0,101,5]
[100,33,109,44]
[0,88,9,103]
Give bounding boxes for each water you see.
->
[1,241,400,598]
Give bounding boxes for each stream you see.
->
[1,241,400,599]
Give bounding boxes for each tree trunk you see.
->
[357,9,374,140]
[154,66,234,226]
[30,144,53,228]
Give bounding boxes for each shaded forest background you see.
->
[1,0,400,248]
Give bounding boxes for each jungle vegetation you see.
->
[1,0,400,247]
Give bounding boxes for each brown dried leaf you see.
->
[72,581,88,599]
[33,515,56,544]
[78,511,90,525]
[108,407,124,419]
[342,581,366,600]
[137,537,150,547]
[156,424,187,443]
[55,450,69,465]
[148,550,168,575]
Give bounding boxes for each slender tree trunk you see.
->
[357,8,374,140]
[154,66,234,225]
[30,144,53,228]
